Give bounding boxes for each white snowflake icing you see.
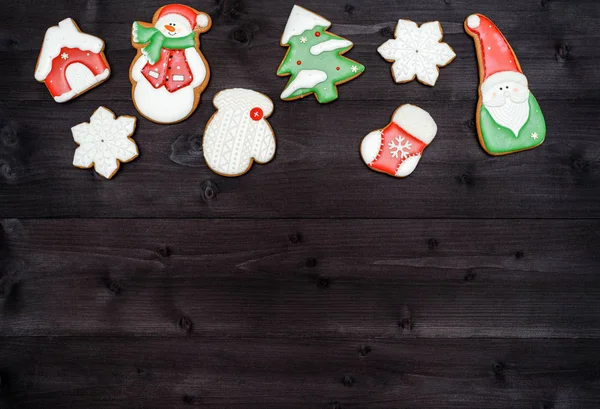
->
[299,36,307,43]
[388,135,412,159]
[530,132,539,140]
[71,107,138,179]
[378,19,456,86]
[61,52,69,60]
[351,65,358,73]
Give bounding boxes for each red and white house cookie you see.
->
[360,104,437,178]
[34,18,110,103]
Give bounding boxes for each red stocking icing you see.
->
[369,123,427,176]
[141,49,193,92]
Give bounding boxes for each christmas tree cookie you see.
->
[465,14,546,155]
[360,104,437,178]
[130,4,212,124]
[34,18,110,103]
[277,5,364,103]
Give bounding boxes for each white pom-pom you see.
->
[467,14,480,29]
[196,14,209,28]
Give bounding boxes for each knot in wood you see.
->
[200,180,218,202]
[341,374,355,387]
[556,42,569,60]
[331,401,342,409]
[1,123,19,148]
[317,277,329,288]
[0,160,14,180]
[179,315,194,334]
[457,173,474,186]
[380,26,394,37]
[107,279,121,295]
[358,345,372,357]
[305,257,317,268]
[183,394,197,404]
[569,155,589,174]
[187,135,203,154]
[398,316,413,330]
[515,250,525,259]
[232,28,250,44]
[157,245,171,258]
[464,269,477,282]
[492,361,505,375]
[466,118,476,129]
[427,238,439,250]
[344,4,355,14]
[288,232,302,245]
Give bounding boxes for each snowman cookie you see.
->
[34,18,110,102]
[378,19,455,86]
[465,14,546,155]
[130,4,211,124]
[360,104,437,178]
[72,107,138,179]
[203,89,276,177]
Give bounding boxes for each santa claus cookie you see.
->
[378,19,455,86]
[277,5,364,103]
[465,14,546,155]
[72,107,138,179]
[203,89,276,177]
[360,104,437,178]
[34,18,110,103]
[130,4,211,124]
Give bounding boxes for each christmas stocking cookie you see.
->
[277,5,364,103]
[360,104,437,178]
[203,89,276,177]
[34,18,110,103]
[465,14,546,155]
[130,4,211,124]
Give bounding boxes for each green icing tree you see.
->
[277,6,364,103]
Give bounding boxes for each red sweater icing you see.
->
[369,122,427,176]
[141,49,193,92]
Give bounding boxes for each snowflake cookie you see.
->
[360,104,437,178]
[71,107,138,179]
[378,19,455,86]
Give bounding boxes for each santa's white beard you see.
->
[484,95,530,137]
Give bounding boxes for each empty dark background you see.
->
[1,0,600,408]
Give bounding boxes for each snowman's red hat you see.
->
[465,14,527,95]
[157,4,210,30]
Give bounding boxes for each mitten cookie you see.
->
[360,104,437,178]
[203,89,276,177]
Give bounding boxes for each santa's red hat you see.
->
[157,4,210,30]
[465,14,527,95]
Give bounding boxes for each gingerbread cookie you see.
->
[130,4,211,124]
[72,107,138,179]
[465,14,546,155]
[378,19,455,86]
[34,18,110,103]
[277,5,364,103]
[360,104,437,178]
[203,89,276,177]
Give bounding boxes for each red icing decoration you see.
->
[369,122,427,176]
[336,67,340,70]
[315,31,321,37]
[44,47,108,98]
[141,48,193,92]
[465,14,520,80]
[297,60,302,65]
[250,107,263,121]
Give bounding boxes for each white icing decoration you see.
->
[467,15,481,29]
[377,19,455,86]
[203,89,276,176]
[35,18,105,81]
[281,5,330,45]
[486,97,530,137]
[309,39,353,55]
[54,67,109,103]
[196,13,209,28]
[71,107,138,179]
[280,69,327,99]
[360,104,437,178]
[131,48,207,124]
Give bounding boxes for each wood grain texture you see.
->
[1,0,599,408]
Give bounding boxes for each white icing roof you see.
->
[35,18,105,81]
[281,5,330,45]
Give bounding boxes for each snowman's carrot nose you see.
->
[164,25,176,32]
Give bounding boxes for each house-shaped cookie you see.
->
[34,18,110,103]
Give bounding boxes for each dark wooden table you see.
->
[1,0,600,408]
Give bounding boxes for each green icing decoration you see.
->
[479,93,546,155]
[277,26,364,103]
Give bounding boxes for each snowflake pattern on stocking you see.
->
[388,135,412,159]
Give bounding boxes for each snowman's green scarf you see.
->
[133,22,196,64]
